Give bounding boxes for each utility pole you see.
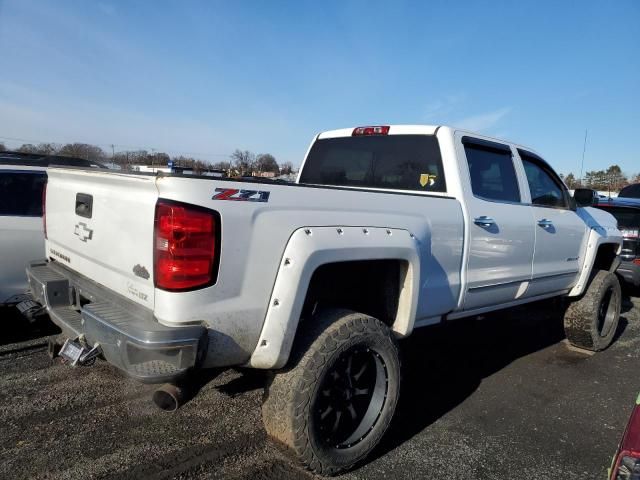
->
[580,129,588,185]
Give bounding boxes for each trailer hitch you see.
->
[58,338,102,366]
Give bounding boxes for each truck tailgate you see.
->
[45,168,158,309]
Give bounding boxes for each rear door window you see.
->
[299,135,446,192]
[462,138,520,203]
[0,170,47,216]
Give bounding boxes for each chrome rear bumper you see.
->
[26,260,207,383]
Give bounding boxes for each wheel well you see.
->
[593,243,619,272]
[301,259,407,327]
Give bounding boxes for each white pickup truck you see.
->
[26,125,622,474]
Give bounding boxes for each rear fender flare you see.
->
[248,226,421,369]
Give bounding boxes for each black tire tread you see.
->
[262,309,399,475]
[564,269,621,351]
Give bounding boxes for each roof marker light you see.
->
[352,126,390,136]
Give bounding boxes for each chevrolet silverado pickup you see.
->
[25,125,623,474]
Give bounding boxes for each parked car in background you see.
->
[595,197,640,288]
[610,393,640,479]
[619,183,640,199]
[0,151,104,305]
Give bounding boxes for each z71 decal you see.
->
[212,188,270,203]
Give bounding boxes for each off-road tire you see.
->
[564,269,621,351]
[262,309,400,475]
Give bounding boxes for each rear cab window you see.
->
[619,184,640,199]
[0,170,47,216]
[299,135,446,193]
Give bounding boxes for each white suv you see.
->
[0,151,103,304]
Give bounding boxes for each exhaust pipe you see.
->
[153,384,187,412]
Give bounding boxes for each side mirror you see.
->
[573,188,598,207]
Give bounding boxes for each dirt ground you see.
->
[1,292,639,479]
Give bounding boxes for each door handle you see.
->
[75,193,93,219]
[537,219,553,228]
[474,216,496,227]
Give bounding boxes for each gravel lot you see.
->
[1,292,638,480]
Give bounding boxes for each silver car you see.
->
[0,151,103,304]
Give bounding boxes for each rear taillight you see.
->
[352,125,390,136]
[42,181,47,239]
[611,403,640,479]
[154,199,219,291]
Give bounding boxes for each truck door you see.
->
[517,150,587,297]
[458,136,535,310]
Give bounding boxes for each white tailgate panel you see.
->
[45,169,158,308]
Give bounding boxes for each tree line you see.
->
[0,142,294,177]
[561,165,640,192]
[1,141,635,188]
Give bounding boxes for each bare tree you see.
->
[230,149,255,175]
[606,165,626,191]
[15,143,61,155]
[280,161,294,175]
[172,155,196,168]
[130,150,150,165]
[584,165,629,191]
[563,172,580,189]
[255,153,279,174]
[150,152,170,167]
[36,143,59,155]
[211,161,231,171]
[17,144,40,154]
[59,143,106,162]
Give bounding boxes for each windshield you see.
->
[299,135,445,192]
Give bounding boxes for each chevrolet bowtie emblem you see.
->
[74,222,94,242]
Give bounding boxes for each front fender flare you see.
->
[569,226,622,297]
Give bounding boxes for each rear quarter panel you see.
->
[154,176,464,367]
